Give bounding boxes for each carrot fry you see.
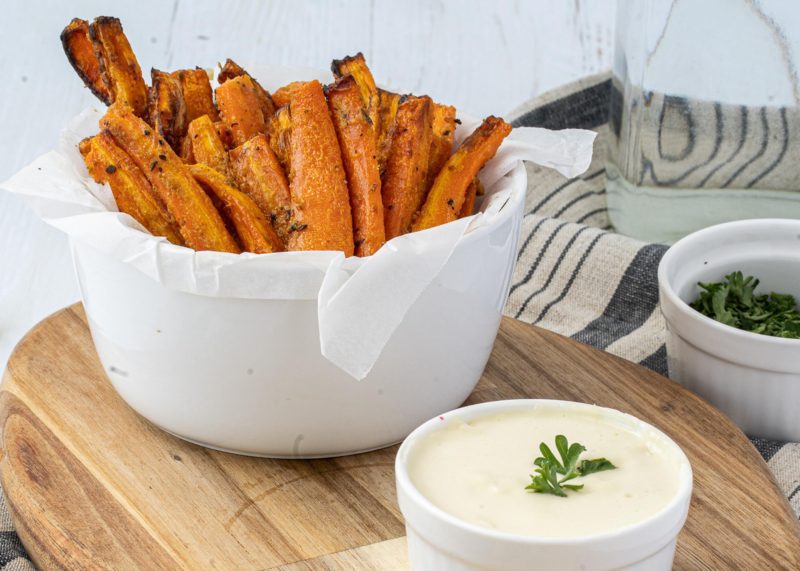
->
[381,95,433,239]
[149,69,188,150]
[81,133,183,245]
[412,116,511,232]
[426,103,457,191]
[215,75,268,146]
[217,59,276,123]
[215,121,234,150]
[100,102,239,253]
[179,134,194,163]
[285,81,354,255]
[88,17,148,116]
[331,53,379,145]
[272,81,308,109]
[61,18,111,104]
[376,89,401,174]
[189,164,283,254]
[459,178,482,218]
[187,114,229,176]
[268,106,292,173]
[327,75,385,256]
[173,68,218,123]
[229,133,293,244]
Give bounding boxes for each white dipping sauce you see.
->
[407,406,683,537]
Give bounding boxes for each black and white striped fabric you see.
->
[507,71,800,518]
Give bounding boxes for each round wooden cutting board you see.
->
[1,305,798,570]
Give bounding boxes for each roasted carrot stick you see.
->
[187,114,229,176]
[215,122,235,150]
[459,178,482,218]
[426,102,456,191]
[88,17,148,116]
[81,133,183,245]
[173,68,218,122]
[215,75,268,147]
[268,106,292,173]
[61,18,112,104]
[412,116,511,232]
[100,102,239,253]
[229,133,293,244]
[286,81,354,255]
[149,69,188,150]
[189,164,283,254]
[217,58,276,122]
[331,53,380,144]
[328,75,385,256]
[272,81,307,108]
[381,95,433,239]
[376,88,401,174]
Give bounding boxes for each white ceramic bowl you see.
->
[395,399,693,571]
[658,218,800,441]
[71,162,526,458]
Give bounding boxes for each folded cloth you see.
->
[508,71,800,518]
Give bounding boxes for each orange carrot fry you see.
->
[268,106,292,173]
[100,102,239,253]
[215,121,235,150]
[81,133,183,245]
[61,18,112,104]
[149,68,188,150]
[426,103,457,191]
[376,88,401,174]
[88,17,148,116]
[327,75,385,256]
[215,75,269,146]
[187,114,229,176]
[173,68,218,122]
[331,53,380,144]
[459,178,482,218]
[412,116,511,232]
[272,81,308,109]
[217,59,276,123]
[179,134,194,163]
[189,164,283,254]
[381,95,433,239]
[285,81,354,255]
[229,134,293,244]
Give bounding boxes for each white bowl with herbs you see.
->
[395,399,693,571]
[658,218,800,441]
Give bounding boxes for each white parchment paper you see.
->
[1,69,595,380]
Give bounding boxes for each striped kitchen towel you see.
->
[506,71,800,517]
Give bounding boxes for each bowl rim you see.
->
[395,398,693,547]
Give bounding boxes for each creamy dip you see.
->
[407,406,684,538]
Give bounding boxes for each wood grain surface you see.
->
[1,304,798,570]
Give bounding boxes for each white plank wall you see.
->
[0,0,614,366]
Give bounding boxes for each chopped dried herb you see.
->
[105,164,117,174]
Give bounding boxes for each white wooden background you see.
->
[0,0,614,367]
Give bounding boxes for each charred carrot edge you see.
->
[426,102,457,191]
[376,89,401,175]
[215,75,268,147]
[217,59,276,122]
[61,18,112,104]
[187,114,229,176]
[412,116,511,232]
[459,178,482,218]
[328,75,386,257]
[173,68,219,123]
[286,81,354,255]
[229,133,293,245]
[381,95,433,239]
[272,81,308,108]
[88,17,148,116]
[268,107,292,173]
[189,164,283,254]
[81,133,183,245]
[149,68,188,150]
[100,102,239,253]
[331,53,380,145]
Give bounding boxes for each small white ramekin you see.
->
[658,219,800,441]
[395,400,693,571]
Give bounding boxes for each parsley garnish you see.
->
[690,271,800,339]
[525,435,616,497]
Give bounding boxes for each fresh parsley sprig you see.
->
[525,435,616,497]
[690,271,800,339]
